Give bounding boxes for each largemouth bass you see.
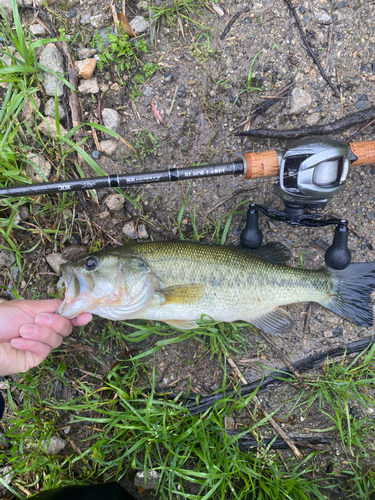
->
[57,241,375,335]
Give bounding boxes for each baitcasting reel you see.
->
[240,136,353,269]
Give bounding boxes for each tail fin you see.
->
[323,262,375,327]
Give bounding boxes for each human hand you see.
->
[0,299,92,376]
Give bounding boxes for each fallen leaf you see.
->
[118,13,136,37]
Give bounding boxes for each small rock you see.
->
[77,48,97,60]
[332,326,344,337]
[163,73,173,84]
[305,112,321,126]
[29,24,46,36]
[105,194,125,212]
[25,153,51,182]
[134,470,161,490]
[130,15,150,35]
[289,87,312,115]
[99,83,110,92]
[44,98,66,120]
[90,13,111,29]
[21,95,41,124]
[92,150,101,159]
[61,245,87,260]
[80,12,91,23]
[39,43,65,97]
[0,466,13,489]
[229,93,242,107]
[110,82,121,91]
[74,58,97,79]
[46,253,68,274]
[323,331,333,339]
[66,8,77,18]
[315,10,332,25]
[42,435,66,456]
[0,236,15,268]
[122,221,138,239]
[39,116,67,139]
[78,78,100,94]
[143,86,152,97]
[177,85,187,98]
[137,0,148,9]
[102,108,120,136]
[100,140,118,155]
[138,224,148,239]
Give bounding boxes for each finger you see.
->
[71,313,93,327]
[13,299,63,317]
[10,338,52,366]
[19,324,64,349]
[34,313,73,337]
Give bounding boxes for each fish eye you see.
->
[84,256,98,270]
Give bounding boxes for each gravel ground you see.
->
[1,0,375,497]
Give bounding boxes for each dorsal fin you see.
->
[244,242,291,264]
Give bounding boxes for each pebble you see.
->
[61,245,87,260]
[138,224,148,239]
[100,140,118,155]
[143,86,152,97]
[110,82,121,91]
[29,24,46,36]
[77,48,97,60]
[102,108,120,136]
[39,43,64,97]
[42,435,66,456]
[80,13,91,23]
[305,112,321,126]
[74,58,97,79]
[289,87,312,115]
[44,98,66,120]
[90,13,111,29]
[21,95,41,124]
[25,153,51,182]
[122,221,138,239]
[315,10,332,25]
[229,93,242,107]
[39,116,68,139]
[95,26,117,51]
[134,470,160,490]
[0,466,13,489]
[129,15,150,35]
[92,150,101,159]
[0,236,15,268]
[177,86,187,98]
[99,83,110,92]
[78,78,100,94]
[137,0,148,9]
[105,194,125,212]
[163,73,173,84]
[66,9,77,18]
[46,253,68,274]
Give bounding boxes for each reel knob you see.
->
[240,204,263,249]
[324,222,351,270]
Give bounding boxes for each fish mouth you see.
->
[57,264,93,319]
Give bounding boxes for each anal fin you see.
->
[164,319,199,330]
[249,307,295,335]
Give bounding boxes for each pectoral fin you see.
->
[164,319,199,329]
[158,284,204,305]
[249,307,295,335]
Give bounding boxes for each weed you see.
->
[150,0,210,32]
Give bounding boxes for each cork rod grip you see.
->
[243,150,280,179]
[350,141,375,167]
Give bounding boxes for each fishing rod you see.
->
[2,136,375,269]
[1,138,374,200]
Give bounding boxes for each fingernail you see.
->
[20,325,37,337]
[35,313,52,326]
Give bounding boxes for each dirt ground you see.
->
[2,0,375,497]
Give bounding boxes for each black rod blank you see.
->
[0,161,245,199]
